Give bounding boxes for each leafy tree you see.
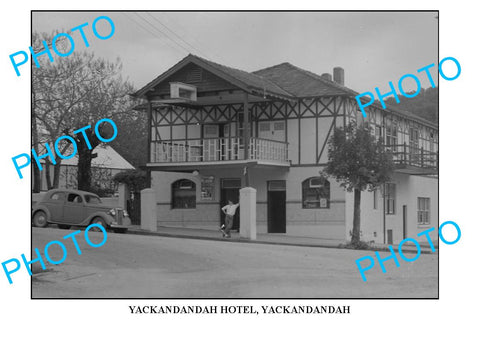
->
[322,122,394,245]
[109,110,148,168]
[384,87,438,124]
[113,169,148,193]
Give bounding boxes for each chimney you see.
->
[333,67,344,85]
[321,73,332,81]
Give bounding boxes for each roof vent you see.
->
[170,82,197,101]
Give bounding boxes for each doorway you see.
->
[267,180,286,233]
[220,178,241,230]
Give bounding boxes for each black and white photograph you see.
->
[29,11,439,298]
[1,1,478,339]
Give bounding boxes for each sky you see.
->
[32,11,438,95]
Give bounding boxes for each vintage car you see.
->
[32,189,130,233]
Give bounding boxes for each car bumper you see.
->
[109,216,131,228]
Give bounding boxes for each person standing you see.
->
[220,200,240,238]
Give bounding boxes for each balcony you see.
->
[390,144,438,175]
[149,137,289,168]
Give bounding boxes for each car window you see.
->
[67,193,83,203]
[85,195,101,204]
[50,192,65,201]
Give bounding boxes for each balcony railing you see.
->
[389,143,438,171]
[151,137,289,164]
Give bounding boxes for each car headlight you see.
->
[123,210,129,217]
[109,208,116,216]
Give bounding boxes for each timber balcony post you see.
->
[403,142,407,165]
[243,92,250,160]
[420,147,424,168]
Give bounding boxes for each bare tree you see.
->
[32,31,134,191]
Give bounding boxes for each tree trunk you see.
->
[32,147,42,192]
[351,188,361,244]
[77,147,93,192]
[53,162,62,188]
[32,92,41,193]
[45,159,53,190]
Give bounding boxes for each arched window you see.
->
[302,177,330,209]
[171,179,196,209]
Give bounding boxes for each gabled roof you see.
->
[133,54,294,100]
[254,62,437,128]
[134,54,437,129]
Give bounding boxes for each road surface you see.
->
[31,228,438,298]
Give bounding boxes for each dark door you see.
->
[220,178,241,230]
[267,180,286,233]
[402,205,407,239]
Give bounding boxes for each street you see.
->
[32,228,438,298]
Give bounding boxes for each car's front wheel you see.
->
[32,211,48,228]
[90,217,107,232]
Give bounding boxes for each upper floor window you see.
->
[418,197,430,224]
[410,127,419,149]
[374,125,382,142]
[386,121,398,149]
[172,179,196,209]
[302,177,330,209]
[385,183,396,214]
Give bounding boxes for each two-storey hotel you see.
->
[133,54,438,244]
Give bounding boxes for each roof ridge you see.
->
[253,62,293,74]
[285,62,358,95]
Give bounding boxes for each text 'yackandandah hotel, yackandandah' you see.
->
[133,54,438,244]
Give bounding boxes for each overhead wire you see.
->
[145,12,210,59]
[133,12,191,55]
[121,12,185,57]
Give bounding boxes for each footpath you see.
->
[127,225,437,254]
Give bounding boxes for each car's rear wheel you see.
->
[90,217,107,232]
[32,211,48,228]
[58,224,71,230]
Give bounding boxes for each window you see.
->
[418,197,430,224]
[273,122,285,131]
[172,179,196,209]
[384,183,396,214]
[375,125,382,141]
[50,192,65,201]
[409,127,419,148]
[259,122,270,132]
[85,195,102,204]
[373,189,378,210]
[386,120,398,150]
[302,177,330,209]
[67,193,82,203]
